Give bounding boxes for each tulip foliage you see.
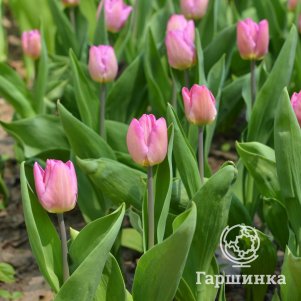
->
[1,0,301,300]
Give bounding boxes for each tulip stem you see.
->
[171,78,177,112]
[57,213,69,282]
[100,84,107,139]
[69,8,76,32]
[147,166,154,249]
[184,70,190,87]
[250,60,256,105]
[198,126,204,184]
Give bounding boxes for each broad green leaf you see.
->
[0,115,69,158]
[132,203,197,301]
[0,263,15,283]
[274,88,301,240]
[94,2,108,45]
[94,253,126,301]
[167,104,201,199]
[77,157,146,209]
[20,162,62,292]
[121,228,143,253]
[58,102,115,159]
[236,142,280,199]
[175,278,196,301]
[184,164,237,297]
[263,197,289,250]
[54,204,125,301]
[248,26,297,143]
[154,125,174,243]
[281,247,301,301]
[106,120,128,153]
[69,49,99,131]
[32,33,48,114]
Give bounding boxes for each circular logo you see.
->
[220,224,260,268]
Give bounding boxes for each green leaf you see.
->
[58,102,115,159]
[121,228,143,253]
[184,164,237,296]
[94,253,126,301]
[132,203,197,301]
[236,142,280,199]
[94,3,108,45]
[154,125,174,243]
[54,204,125,301]
[32,33,48,114]
[0,115,69,158]
[20,162,62,292]
[274,88,301,241]
[175,278,196,301]
[248,26,298,143]
[281,247,301,301]
[167,104,201,199]
[195,29,207,86]
[0,263,15,283]
[105,120,128,153]
[69,49,99,131]
[77,157,146,209]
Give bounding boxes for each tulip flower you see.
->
[182,84,216,183]
[89,45,118,137]
[88,45,118,83]
[180,0,209,20]
[21,30,41,60]
[33,160,77,213]
[299,14,301,33]
[97,0,132,33]
[182,84,217,126]
[237,18,269,61]
[127,114,168,167]
[165,14,196,70]
[127,114,168,249]
[62,0,79,7]
[291,92,301,126]
[288,0,298,10]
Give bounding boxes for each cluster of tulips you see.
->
[2,0,301,300]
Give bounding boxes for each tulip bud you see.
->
[288,0,298,11]
[298,14,301,33]
[33,160,78,213]
[237,18,269,60]
[165,14,196,70]
[291,92,301,126]
[21,30,41,60]
[182,84,217,125]
[180,0,209,20]
[88,45,118,83]
[97,0,132,33]
[127,114,168,166]
[62,0,79,7]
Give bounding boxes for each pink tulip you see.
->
[237,18,269,60]
[288,0,298,10]
[97,0,132,33]
[33,160,78,213]
[21,30,41,60]
[88,45,118,83]
[180,0,209,20]
[291,92,301,126]
[62,0,79,7]
[299,14,301,33]
[182,84,217,125]
[127,114,168,166]
[165,14,196,70]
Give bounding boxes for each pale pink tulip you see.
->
[21,30,41,60]
[88,45,118,83]
[237,18,269,60]
[182,84,217,125]
[97,0,132,33]
[33,160,77,213]
[291,92,301,126]
[165,14,196,70]
[180,0,209,20]
[127,114,168,166]
[288,0,298,10]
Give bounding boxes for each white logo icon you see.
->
[220,224,260,268]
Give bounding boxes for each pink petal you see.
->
[255,20,269,59]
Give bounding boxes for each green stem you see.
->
[100,84,107,139]
[184,69,190,87]
[147,166,154,249]
[171,78,177,112]
[69,8,76,32]
[250,60,256,105]
[198,126,204,184]
[57,213,69,282]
